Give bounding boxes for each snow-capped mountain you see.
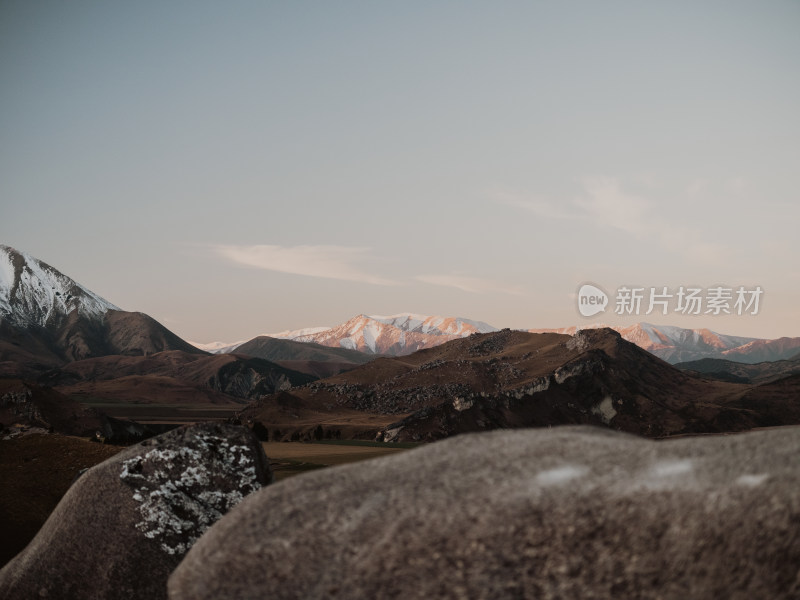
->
[299,313,497,354]
[191,327,333,355]
[0,245,203,372]
[190,339,249,354]
[204,313,800,363]
[528,322,800,364]
[198,313,499,356]
[0,245,119,329]
[266,326,332,340]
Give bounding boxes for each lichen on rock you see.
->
[120,431,262,555]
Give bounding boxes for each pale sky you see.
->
[2,1,799,342]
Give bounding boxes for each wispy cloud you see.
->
[577,177,729,263]
[575,177,651,237]
[416,274,523,295]
[212,244,398,286]
[499,177,731,265]
[492,190,581,221]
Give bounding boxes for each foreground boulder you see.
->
[170,426,800,599]
[0,423,271,600]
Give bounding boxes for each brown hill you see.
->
[39,351,314,409]
[675,355,800,384]
[231,336,375,377]
[240,328,800,442]
[0,309,207,377]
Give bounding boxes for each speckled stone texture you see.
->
[0,423,271,600]
[169,425,800,600]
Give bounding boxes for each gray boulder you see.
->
[169,425,800,599]
[0,422,271,600]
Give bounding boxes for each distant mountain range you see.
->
[4,244,800,442]
[194,314,497,356]
[674,354,800,384]
[529,322,800,364]
[198,313,800,365]
[4,244,799,374]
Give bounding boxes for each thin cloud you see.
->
[578,177,730,264]
[575,177,650,237]
[492,190,581,220]
[501,177,731,265]
[416,274,523,295]
[213,244,398,286]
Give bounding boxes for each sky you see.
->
[1,1,799,342]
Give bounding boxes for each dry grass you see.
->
[262,441,411,480]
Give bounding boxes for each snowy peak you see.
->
[527,322,795,364]
[290,313,498,355]
[0,245,207,369]
[189,340,248,354]
[611,323,758,361]
[0,245,119,328]
[368,313,497,337]
[266,326,332,340]
[202,313,500,356]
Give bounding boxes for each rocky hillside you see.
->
[0,378,171,441]
[241,328,800,442]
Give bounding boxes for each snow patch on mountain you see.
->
[0,250,15,316]
[529,322,773,363]
[369,313,497,336]
[266,326,332,340]
[201,313,500,357]
[0,245,119,328]
[189,340,247,354]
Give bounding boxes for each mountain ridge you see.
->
[0,246,316,417]
[0,245,119,329]
[200,314,800,365]
[240,327,800,442]
[196,313,499,357]
[0,245,206,372]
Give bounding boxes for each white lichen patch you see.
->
[535,465,589,486]
[650,460,694,478]
[452,397,474,412]
[591,396,617,424]
[736,473,769,487]
[382,426,403,442]
[566,333,589,352]
[120,431,261,555]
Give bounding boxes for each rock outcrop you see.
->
[0,423,270,600]
[169,425,800,599]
